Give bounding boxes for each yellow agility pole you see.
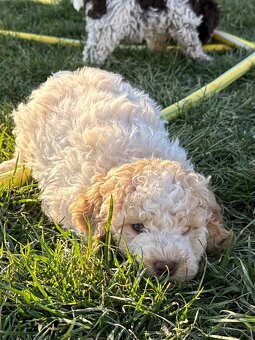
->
[32,0,60,4]
[0,166,31,189]
[161,30,255,120]
[0,30,81,47]
[0,29,231,51]
[161,51,255,121]
[213,30,255,50]
[0,27,252,51]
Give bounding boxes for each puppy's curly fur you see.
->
[72,0,219,64]
[1,67,230,281]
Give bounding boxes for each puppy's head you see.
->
[71,159,230,281]
[189,0,220,44]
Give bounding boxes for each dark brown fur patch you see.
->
[138,0,167,11]
[85,0,107,19]
[189,0,220,44]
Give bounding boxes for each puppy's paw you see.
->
[187,47,213,62]
[198,52,213,62]
[193,51,213,62]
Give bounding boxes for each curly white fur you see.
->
[2,67,230,281]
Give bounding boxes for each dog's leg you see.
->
[83,26,122,65]
[170,23,211,61]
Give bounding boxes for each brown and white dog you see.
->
[72,0,219,64]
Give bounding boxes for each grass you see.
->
[0,0,255,338]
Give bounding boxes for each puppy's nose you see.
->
[154,260,178,276]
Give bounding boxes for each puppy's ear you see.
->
[206,205,232,253]
[190,0,220,44]
[189,173,232,253]
[70,174,106,238]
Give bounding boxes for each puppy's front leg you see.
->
[83,26,122,65]
[171,22,211,61]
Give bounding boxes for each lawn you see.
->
[0,0,255,338]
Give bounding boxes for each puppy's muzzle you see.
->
[153,260,178,277]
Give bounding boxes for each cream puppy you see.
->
[1,67,230,281]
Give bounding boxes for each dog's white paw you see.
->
[82,47,106,65]
[189,50,213,62]
[199,52,213,61]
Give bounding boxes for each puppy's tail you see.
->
[0,158,31,189]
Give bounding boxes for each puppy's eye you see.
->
[132,223,144,233]
[183,227,191,235]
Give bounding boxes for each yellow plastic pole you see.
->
[0,166,31,189]
[161,51,255,121]
[213,30,255,50]
[0,29,81,47]
[0,28,253,51]
[0,29,231,51]
[32,0,60,4]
